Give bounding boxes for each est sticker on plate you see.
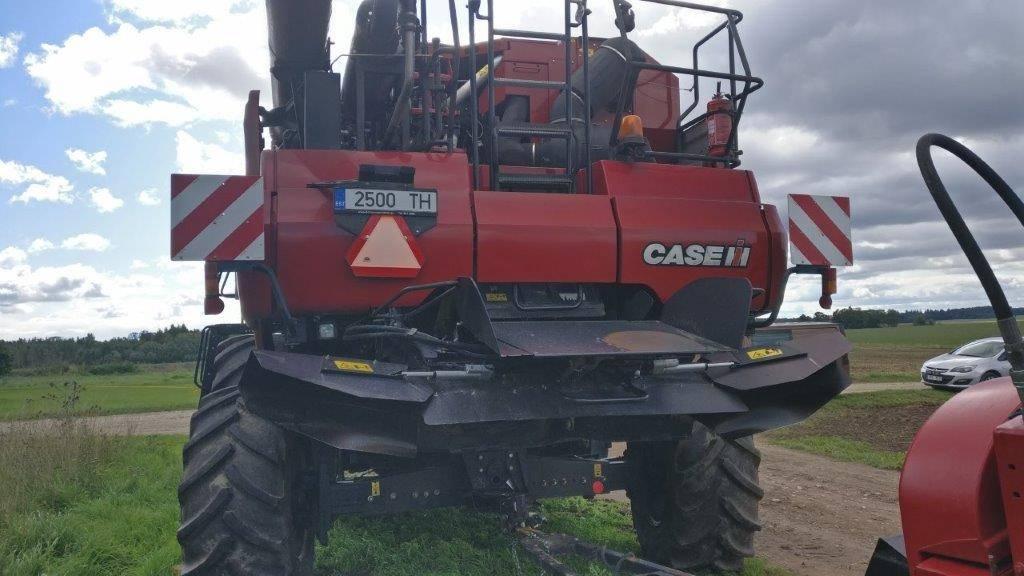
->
[746,347,784,361]
[333,360,374,374]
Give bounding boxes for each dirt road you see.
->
[0,410,193,436]
[5,405,902,576]
[602,439,900,576]
[753,443,899,575]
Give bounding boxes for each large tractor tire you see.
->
[177,335,315,575]
[626,421,763,573]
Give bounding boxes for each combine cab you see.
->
[172,1,854,574]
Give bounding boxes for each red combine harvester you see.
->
[170,1,855,574]
[865,136,1024,576]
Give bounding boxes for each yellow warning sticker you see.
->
[334,360,374,374]
[485,292,509,303]
[370,481,381,498]
[746,347,784,361]
[593,463,603,478]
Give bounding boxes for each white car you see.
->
[921,337,1011,389]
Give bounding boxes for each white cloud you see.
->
[0,32,22,68]
[175,130,242,173]
[106,0,246,23]
[65,148,108,175]
[1,158,75,204]
[22,8,270,128]
[88,187,124,213]
[2,98,15,108]
[61,233,112,252]
[130,259,149,269]
[137,188,161,206]
[0,246,27,266]
[27,238,55,253]
[0,249,240,339]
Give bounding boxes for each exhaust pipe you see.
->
[265,0,333,110]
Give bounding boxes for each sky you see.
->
[0,0,1022,340]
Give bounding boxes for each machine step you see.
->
[496,172,575,191]
[493,28,568,42]
[496,122,573,139]
[493,78,567,90]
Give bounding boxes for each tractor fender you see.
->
[899,377,1020,573]
[244,349,434,403]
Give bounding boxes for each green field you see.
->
[846,319,1019,347]
[0,366,197,421]
[767,388,955,469]
[845,319,1019,383]
[0,432,789,576]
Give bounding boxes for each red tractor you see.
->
[865,136,1024,576]
[170,1,852,574]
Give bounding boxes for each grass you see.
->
[0,432,790,576]
[766,389,955,470]
[845,319,1021,348]
[844,319,1021,382]
[769,436,906,470]
[0,365,197,421]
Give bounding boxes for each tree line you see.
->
[788,305,1024,329]
[0,325,201,374]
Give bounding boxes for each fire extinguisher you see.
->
[706,83,733,158]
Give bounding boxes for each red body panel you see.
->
[592,161,781,309]
[474,192,617,283]
[899,377,1021,575]
[993,418,1024,575]
[251,150,474,317]
[236,151,785,321]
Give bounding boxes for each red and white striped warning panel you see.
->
[171,175,265,262]
[346,215,425,278]
[787,194,853,267]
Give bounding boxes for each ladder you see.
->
[468,0,592,193]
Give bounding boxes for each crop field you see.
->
[767,388,956,469]
[0,365,197,421]
[0,430,789,576]
[844,319,1019,382]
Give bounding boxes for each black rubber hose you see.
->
[915,133,1024,390]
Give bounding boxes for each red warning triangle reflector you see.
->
[346,215,425,278]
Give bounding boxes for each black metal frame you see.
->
[469,0,591,192]
[193,323,253,390]
[608,0,762,167]
[749,264,830,329]
[316,447,629,534]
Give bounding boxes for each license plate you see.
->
[926,375,943,383]
[334,187,437,215]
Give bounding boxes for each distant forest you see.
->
[785,305,1024,329]
[0,325,201,374]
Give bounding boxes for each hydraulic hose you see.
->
[915,133,1024,402]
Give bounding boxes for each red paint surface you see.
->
[474,191,617,283]
[994,417,1024,574]
[224,151,787,320]
[591,161,781,310]
[260,149,475,315]
[899,377,1021,575]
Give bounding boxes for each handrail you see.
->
[915,133,1024,401]
[608,0,760,168]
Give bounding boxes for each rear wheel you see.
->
[178,336,315,575]
[626,421,763,573]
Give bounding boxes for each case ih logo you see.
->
[643,242,751,268]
